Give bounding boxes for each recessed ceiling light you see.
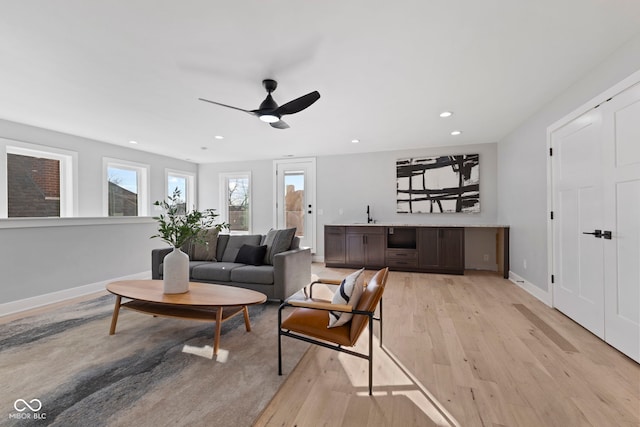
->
[214,135,224,140]
[351,139,360,144]
[129,140,138,144]
[439,111,453,118]
[450,130,462,136]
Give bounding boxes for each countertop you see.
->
[328,223,510,228]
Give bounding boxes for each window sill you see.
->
[0,216,156,229]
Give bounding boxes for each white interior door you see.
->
[274,158,316,251]
[552,109,605,338]
[602,83,640,362]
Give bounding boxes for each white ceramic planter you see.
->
[163,247,189,294]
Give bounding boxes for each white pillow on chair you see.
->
[328,268,365,328]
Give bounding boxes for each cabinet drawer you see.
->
[386,249,418,260]
[386,259,419,268]
[346,226,384,234]
[325,226,345,234]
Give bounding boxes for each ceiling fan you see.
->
[198,79,320,129]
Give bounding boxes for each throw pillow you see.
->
[184,228,219,261]
[235,244,267,266]
[262,228,297,265]
[328,268,365,328]
[221,235,263,262]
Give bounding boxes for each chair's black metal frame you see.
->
[278,280,383,395]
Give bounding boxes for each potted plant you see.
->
[151,188,228,294]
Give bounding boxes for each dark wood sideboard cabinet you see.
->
[324,225,466,275]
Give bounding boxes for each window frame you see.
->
[219,171,252,235]
[165,169,196,211]
[103,157,150,217]
[1,142,77,218]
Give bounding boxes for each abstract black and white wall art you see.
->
[396,154,480,213]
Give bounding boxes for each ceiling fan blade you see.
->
[198,98,255,115]
[275,91,320,116]
[270,120,290,129]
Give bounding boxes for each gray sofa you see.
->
[152,232,311,301]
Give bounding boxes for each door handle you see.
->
[602,230,612,240]
[582,229,602,238]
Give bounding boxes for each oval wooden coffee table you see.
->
[106,280,267,355]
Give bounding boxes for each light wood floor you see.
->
[256,268,640,427]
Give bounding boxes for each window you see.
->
[103,158,149,216]
[166,170,195,215]
[3,144,75,218]
[220,172,251,234]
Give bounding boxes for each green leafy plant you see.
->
[151,188,229,248]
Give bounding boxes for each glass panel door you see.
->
[275,158,316,251]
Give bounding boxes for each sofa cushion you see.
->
[216,234,230,261]
[159,260,209,278]
[221,235,263,262]
[182,228,219,261]
[235,244,267,266]
[263,228,296,265]
[191,262,244,282]
[230,265,274,285]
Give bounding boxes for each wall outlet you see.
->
[523,259,527,269]
[338,208,343,215]
[483,254,489,262]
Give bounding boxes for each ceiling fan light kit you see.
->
[199,79,320,130]
[259,114,280,123]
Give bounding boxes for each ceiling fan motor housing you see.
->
[259,94,278,111]
[262,79,278,93]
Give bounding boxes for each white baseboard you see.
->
[0,271,151,317]
[312,255,324,264]
[509,271,552,307]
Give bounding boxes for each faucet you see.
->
[367,205,373,223]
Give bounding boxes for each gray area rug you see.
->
[0,295,308,427]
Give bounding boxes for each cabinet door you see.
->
[324,227,345,265]
[439,228,464,271]
[346,233,366,265]
[365,233,386,266]
[418,228,440,268]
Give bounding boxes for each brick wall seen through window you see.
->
[7,153,61,217]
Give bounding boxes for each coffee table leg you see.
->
[243,306,251,332]
[109,295,122,335]
[213,307,223,355]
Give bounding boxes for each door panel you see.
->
[439,228,464,270]
[418,228,439,268]
[365,234,386,266]
[602,83,640,362]
[552,109,605,338]
[346,233,365,265]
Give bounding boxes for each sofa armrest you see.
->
[273,247,312,301]
[151,247,172,279]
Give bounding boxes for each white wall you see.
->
[0,119,198,305]
[497,32,640,293]
[199,142,499,265]
[316,143,499,256]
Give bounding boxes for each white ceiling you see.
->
[1,1,639,163]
